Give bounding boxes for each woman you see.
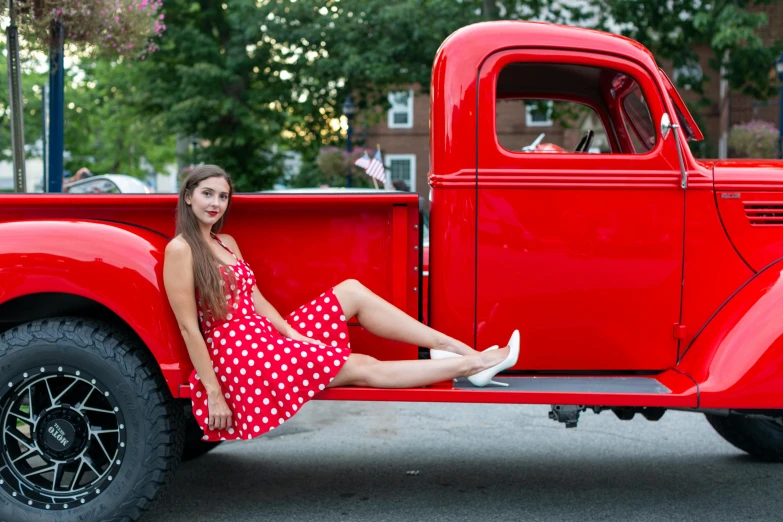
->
[163,165,519,441]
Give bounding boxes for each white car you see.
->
[64,174,152,194]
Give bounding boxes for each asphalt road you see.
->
[145,401,783,522]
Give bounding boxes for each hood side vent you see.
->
[744,201,783,225]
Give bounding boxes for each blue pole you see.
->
[47,23,64,193]
[779,81,783,159]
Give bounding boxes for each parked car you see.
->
[2,21,783,521]
[64,174,152,194]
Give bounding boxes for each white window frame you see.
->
[387,90,414,129]
[384,154,416,192]
[525,100,553,127]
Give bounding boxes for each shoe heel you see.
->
[467,330,520,388]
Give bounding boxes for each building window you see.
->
[525,100,553,127]
[388,90,414,129]
[385,154,416,191]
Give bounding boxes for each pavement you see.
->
[145,400,783,522]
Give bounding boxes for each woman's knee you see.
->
[329,353,376,387]
[336,278,364,296]
[333,279,365,317]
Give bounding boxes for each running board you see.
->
[452,376,670,394]
[315,370,698,408]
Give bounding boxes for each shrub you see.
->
[728,120,779,159]
[291,147,376,188]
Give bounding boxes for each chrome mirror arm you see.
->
[662,113,688,190]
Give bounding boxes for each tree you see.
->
[61,60,177,177]
[0,42,47,161]
[594,0,783,101]
[123,0,291,191]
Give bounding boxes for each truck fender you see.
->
[677,256,783,409]
[0,220,189,396]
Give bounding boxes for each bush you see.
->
[291,147,377,188]
[728,120,779,159]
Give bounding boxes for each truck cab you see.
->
[429,22,783,408]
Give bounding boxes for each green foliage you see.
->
[684,99,715,159]
[259,0,487,157]
[728,119,779,158]
[62,60,176,177]
[124,0,290,191]
[0,43,46,161]
[595,0,783,101]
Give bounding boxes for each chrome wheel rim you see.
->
[0,365,126,510]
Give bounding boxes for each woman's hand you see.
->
[285,326,326,347]
[207,390,233,431]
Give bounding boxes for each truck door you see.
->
[475,50,684,370]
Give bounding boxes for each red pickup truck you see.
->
[2,20,783,522]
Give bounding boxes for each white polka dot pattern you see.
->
[189,235,351,442]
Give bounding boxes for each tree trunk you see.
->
[483,0,498,19]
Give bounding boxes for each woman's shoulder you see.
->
[165,235,193,260]
[215,233,239,251]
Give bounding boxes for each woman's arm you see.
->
[220,234,322,344]
[219,234,294,336]
[251,286,297,337]
[163,239,232,429]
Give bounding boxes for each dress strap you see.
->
[211,233,239,260]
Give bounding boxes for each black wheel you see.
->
[706,413,783,462]
[181,408,223,461]
[0,317,184,521]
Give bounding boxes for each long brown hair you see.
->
[176,165,236,320]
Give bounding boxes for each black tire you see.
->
[0,317,185,522]
[181,408,223,461]
[706,413,783,462]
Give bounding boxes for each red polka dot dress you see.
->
[189,233,352,441]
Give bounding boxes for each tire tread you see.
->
[0,317,185,522]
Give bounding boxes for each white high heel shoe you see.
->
[430,344,507,387]
[467,330,520,388]
[430,345,498,359]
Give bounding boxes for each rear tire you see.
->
[706,413,783,462]
[0,317,184,521]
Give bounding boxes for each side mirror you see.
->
[661,113,672,140]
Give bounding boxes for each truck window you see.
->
[495,62,657,155]
[613,75,656,153]
[496,98,610,153]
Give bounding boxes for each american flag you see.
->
[353,152,371,170]
[365,149,386,184]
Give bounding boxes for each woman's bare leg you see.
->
[332,279,478,356]
[328,348,510,389]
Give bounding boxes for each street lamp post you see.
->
[776,53,783,159]
[342,96,357,187]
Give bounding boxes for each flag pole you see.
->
[376,143,385,190]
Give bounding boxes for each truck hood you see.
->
[712,159,783,191]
